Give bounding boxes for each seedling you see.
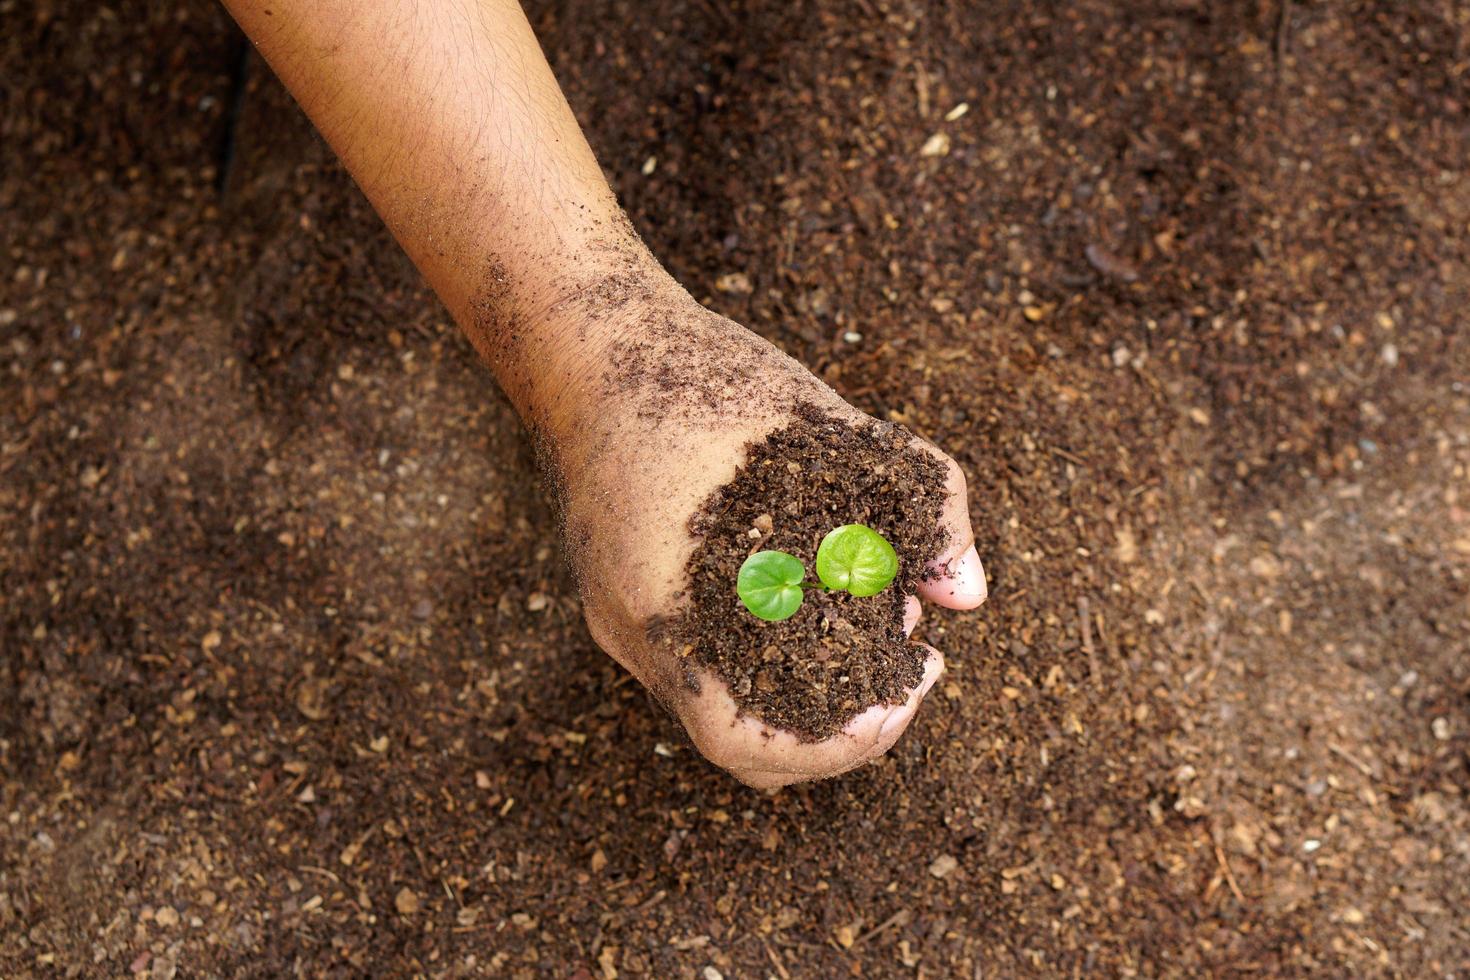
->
[736,524,899,621]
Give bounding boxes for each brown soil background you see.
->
[3,1,1467,976]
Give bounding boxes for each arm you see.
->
[222,0,987,787]
[221,0,659,424]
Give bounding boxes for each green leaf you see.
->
[736,550,807,621]
[815,524,898,597]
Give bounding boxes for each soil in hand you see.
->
[673,404,948,739]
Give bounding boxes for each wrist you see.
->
[460,231,694,433]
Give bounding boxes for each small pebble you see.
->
[929,854,959,878]
[394,888,420,916]
[715,272,752,294]
[1085,242,1141,282]
[920,132,951,157]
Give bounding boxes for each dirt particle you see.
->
[929,854,959,878]
[295,677,330,721]
[1085,242,1142,282]
[920,132,951,157]
[715,272,752,294]
[394,888,420,917]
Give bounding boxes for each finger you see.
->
[915,459,987,610]
[720,647,945,787]
[872,644,943,744]
[679,668,891,781]
[903,595,922,636]
[744,644,944,786]
[917,543,987,610]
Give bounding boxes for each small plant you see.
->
[736,524,899,622]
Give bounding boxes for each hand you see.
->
[556,294,986,788]
[220,0,985,787]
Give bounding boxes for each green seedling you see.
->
[736,524,899,622]
[815,523,900,597]
[735,550,808,622]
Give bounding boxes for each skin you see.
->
[222,0,988,787]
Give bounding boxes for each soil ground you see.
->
[3,1,1468,976]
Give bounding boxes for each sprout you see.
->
[736,550,807,622]
[736,524,899,622]
[815,524,899,597]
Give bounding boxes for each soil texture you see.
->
[3,1,1468,977]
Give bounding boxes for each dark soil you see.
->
[675,404,947,738]
[4,1,1469,978]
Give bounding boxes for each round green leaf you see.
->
[815,524,899,597]
[736,550,807,621]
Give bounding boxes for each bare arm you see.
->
[221,0,665,425]
[221,0,987,788]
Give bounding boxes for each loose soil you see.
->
[3,1,1468,978]
[675,404,947,739]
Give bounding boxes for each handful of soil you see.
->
[671,404,948,740]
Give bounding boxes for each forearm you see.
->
[221,0,671,420]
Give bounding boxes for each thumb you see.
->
[914,456,987,610]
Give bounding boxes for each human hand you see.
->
[554,293,986,787]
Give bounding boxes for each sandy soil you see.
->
[3,1,1467,976]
